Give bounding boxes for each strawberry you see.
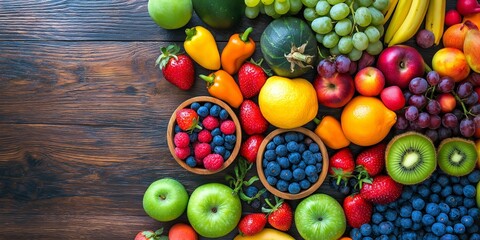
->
[343,194,373,228]
[176,108,202,132]
[355,143,386,178]
[239,100,269,135]
[237,213,267,236]
[238,59,269,99]
[360,175,403,205]
[262,197,293,231]
[134,228,167,240]
[240,135,265,163]
[329,148,355,185]
[156,44,194,91]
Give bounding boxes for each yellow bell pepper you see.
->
[184,26,221,70]
[233,228,295,240]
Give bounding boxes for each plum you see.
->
[416,29,435,49]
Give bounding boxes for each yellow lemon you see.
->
[258,76,318,129]
[341,96,397,146]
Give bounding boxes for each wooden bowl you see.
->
[167,96,242,175]
[256,127,329,200]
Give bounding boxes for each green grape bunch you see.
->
[244,0,304,19]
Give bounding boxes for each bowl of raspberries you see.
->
[256,127,329,200]
[167,96,241,175]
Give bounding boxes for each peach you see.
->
[436,93,456,113]
[432,47,471,82]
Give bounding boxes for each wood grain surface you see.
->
[0,0,458,239]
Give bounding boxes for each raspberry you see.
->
[203,153,224,171]
[194,142,211,160]
[220,120,236,135]
[174,147,190,160]
[202,115,220,130]
[197,129,212,143]
[173,132,190,148]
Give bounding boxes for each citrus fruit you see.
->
[258,76,318,129]
[341,96,397,146]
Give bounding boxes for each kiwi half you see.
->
[386,131,437,185]
[437,137,478,177]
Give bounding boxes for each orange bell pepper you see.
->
[199,70,244,108]
[314,116,350,150]
[221,27,256,75]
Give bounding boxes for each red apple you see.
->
[354,66,386,96]
[376,45,426,89]
[380,86,406,111]
[437,93,457,113]
[313,72,355,108]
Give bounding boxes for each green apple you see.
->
[142,178,189,222]
[295,193,347,240]
[148,0,192,30]
[187,183,241,238]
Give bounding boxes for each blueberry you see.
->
[262,158,268,168]
[400,205,413,218]
[244,185,258,198]
[214,146,226,155]
[450,175,460,183]
[445,195,458,207]
[293,168,306,181]
[409,211,421,224]
[296,132,305,141]
[190,102,201,110]
[339,185,350,195]
[314,152,323,163]
[468,207,480,218]
[286,141,298,152]
[277,157,290,169]
[212,135,224,146]
[372,224,380,235]
[376,235,389,240]
[430,182,442,193]
[458,206,468,216]
[250,199,261,209]
[209,104,221,117]
[219,109,229,120]
[439,203,450,213]
[428,193,440,204]
[449,208,461,221]
[211,127,221,136]
[300,179,310,190]
[440,234,458,240]
[464,198,476,208]
[284,132,298,142]
[463,185,476,198]
[279,169,293,181]
[174,124,182,133]
[360,223,372,236]
[307,174,318,183]
[224,142,235,150]
[471,234,480,240]
[265,162,281,177]
[426,203,441,217]
[297,160,306,169]
[454,223,466,234]
[453,184,464,195]
[422,214,435,226]
[385,209,397,222]
[266,141,276,150]
[372,213,384,224]
[436,212,449,224]
[197,106,209,117]
[302,150,315,165]
[264,149,276,161]
[423,233,437,240]
[460,176,470,186]
[388,201,398,209]
[273,135,284,145]
[350,228,362,240]
[400,218,413,229]
[432,222,446,236]
[266,176,277,186]
[276,179,288,192]
[224,150,231,159]
[203,102,212,109]
[288,182,301,194]
[468,224,480,234]
[308,143,320,152]
[362,237,373,240]
[186,156,197,167]
[297,143,306,152]
[224,134,236,144]
[468,169,480,183]
[376,204,388,213]
[440,185,452,197]
[378,221,394,235]
[412,198,425,210]
[437,175,450,187]
[418,185,431,198]
[446,225,453,234]
[315,162,323,172]
[288,152,301,165]
[400,231,417,240]
[305,165,317,177]
[460,215,474,227]
[401,188,414,199]
[275,144,288,157]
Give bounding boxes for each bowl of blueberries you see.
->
[256,127,329,200]
[167,96,241,175]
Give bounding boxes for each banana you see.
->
[388,0,430,47]
[384,0,413,45]
[382,0,399,24]
[425,0,446,45]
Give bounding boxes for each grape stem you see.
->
[453,91,472,119]
[348,1,357,35]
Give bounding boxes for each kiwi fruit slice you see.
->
[437,137,477,177]
[386,131,436,185]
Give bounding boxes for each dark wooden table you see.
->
[0,1,459,239]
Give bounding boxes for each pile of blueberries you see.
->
[350,169,480,240]
[261,131,324,194]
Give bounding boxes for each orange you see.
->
[168,223,198,240]
[338,237,353,240]
[314,116,350,149]
[341,96,397,147]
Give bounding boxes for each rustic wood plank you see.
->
[0,0,270,41]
